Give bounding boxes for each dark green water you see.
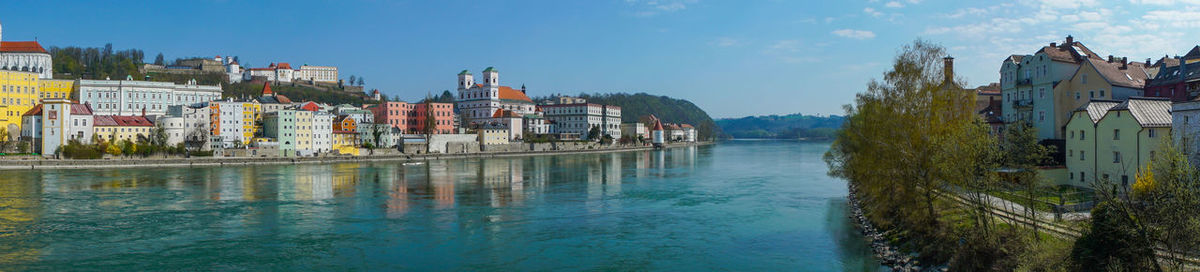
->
[0,140,881,271]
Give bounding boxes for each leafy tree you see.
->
[357,77,365,86]
[587,125,601,141]
[154,53,165,65]
[824,39,984,264]
[1000,121,1049,238]
[423,93,438,135]
[349,75,357,86]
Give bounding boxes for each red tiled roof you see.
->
[300,102,320,112]
[94,115,153,127]
[0,41,48,53]
[498,86,531,102]
[262,82,273,96]
[652,119,664,130]
[275,94,292,104]
[71,104,94,115]
[277,62,292,69]
[21,104,43,116]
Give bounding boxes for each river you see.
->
[0,140,882,271]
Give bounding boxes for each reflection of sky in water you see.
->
[0,141,881,271]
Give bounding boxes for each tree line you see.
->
[49,43,145,80]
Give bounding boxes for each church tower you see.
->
[457,70,473,91]
[482,67,499,88]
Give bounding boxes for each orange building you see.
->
[368,101,455,134]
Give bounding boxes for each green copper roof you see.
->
[458,70,471,75]
[483,67,497,73]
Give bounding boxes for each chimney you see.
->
[943,56,954,84]
[1146,58,1152,66]
[141,107,146,117]
[1065,35,1073,45]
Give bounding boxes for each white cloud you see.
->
[885,1,904,8]
[864,7,883,17]
[832,29,876,39]
[711,37,742,47]
[626,0,698,17]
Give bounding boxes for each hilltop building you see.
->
[0,21,54,79]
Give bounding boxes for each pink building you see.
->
[369,101,455,134]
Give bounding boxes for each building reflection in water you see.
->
[0,145,706,268]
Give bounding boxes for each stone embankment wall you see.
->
[0,141,710,170]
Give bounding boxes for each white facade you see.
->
[210,101,244,148]
[296,65,338,83]
[621,123,647,139]
[0,22,54,79]
[542,103,622,140]
[312,111,333,153]
[78,79,221,117]
[1173,101,1200,163]
[455,67,537,124]
[166,105,210,150]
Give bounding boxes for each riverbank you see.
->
[847,186,946,272]
[0,142,712,170]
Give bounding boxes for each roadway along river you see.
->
[0,140,882,271]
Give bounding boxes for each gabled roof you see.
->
[0,41,48,53]
[1110,97,1172,127]
[22,104,43,116]
[1074,100,1120,123]
[1036,41,1099,63]
[277,62,293,69]
[262,82,273,96]
[1184,46,1200,61]
[1086,58,1149,89]
[71,104,94,115]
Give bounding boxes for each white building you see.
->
[296,65,338,83]
[0,22,54,79]
[312,111,333,153]
[78,78,222,118]
[20,99,93,155]
[621,123,647,139]
[1173,101,1200,163]
[541,103,622,140]
[225,57,243,84]
[456,67,537,125]
[209,101,244,148]
[165,105,210,149]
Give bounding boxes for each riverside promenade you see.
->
[0,142,712,170]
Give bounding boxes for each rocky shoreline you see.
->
[847,187,946,272]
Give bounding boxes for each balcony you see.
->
[1012,99,1033,109]
[1016,78,1032,86]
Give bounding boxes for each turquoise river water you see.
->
[0,140,882,271]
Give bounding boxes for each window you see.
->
[1114,129,1120,140]
[1151,151,1156,159]
[1089,91,1095,98]
[1099,90,1105,97]
[1075,92,1080,100]
[1071,131,1075,139]
[1081,130,1086,140]
[1039,88,1045,98]
[1069,150,1074,157]
[1039,111,1045,122]
[1081,150,1086,161]
[1114,151,1121,163]
[1082,75,1088,84]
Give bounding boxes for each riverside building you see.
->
[78,78,221,118]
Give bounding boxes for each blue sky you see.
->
[3,0,1200,118]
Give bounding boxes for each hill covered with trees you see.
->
[716,113,844,139]
[534,93,722,140]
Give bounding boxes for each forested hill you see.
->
[533,93,722,140]
[716,113,844,139]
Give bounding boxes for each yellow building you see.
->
[0,70,40,136]
[241,102,261,144]
[1066,97,1172,188]
[93,115,156,142]
[1053,57,1149,139]
[296,110,313,152]
[37,79,74,101]
[333,130,359,156]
